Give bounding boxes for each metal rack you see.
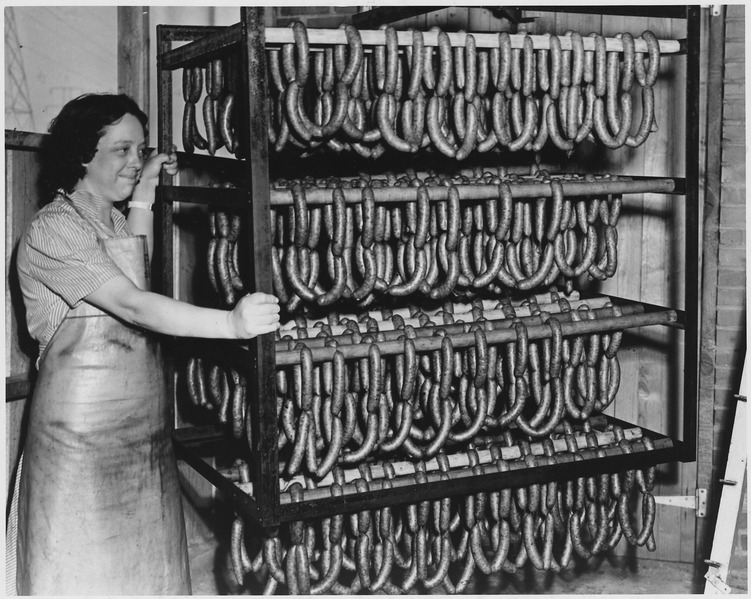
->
[155,6,702,528]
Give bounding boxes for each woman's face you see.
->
[78,113,147,203]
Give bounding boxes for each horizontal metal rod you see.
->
[279,292,582,333]
[276,298,630,351]
[286,437,674,506]
[269,178,678,206]
[233,428,674,503]
[219,415,610,481]
[159,176,684,208]
[264,28,682,54]
[159,23,682,72]
[280,428,651,497]
[275,309,677,365]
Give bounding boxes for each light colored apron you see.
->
[13,203,191,595]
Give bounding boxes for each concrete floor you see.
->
[185,511,700,596]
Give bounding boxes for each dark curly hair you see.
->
[40,93,148,202]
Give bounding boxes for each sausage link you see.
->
[617,492,638,545]
[507,95,537,152]
[635,30,661,87]
[497,31,512,92]
[435,30,453,97]
[360,186,375,248]
[566,84,581,141]
[605,48,622,130]
[446,186,461,251]
[523,514,545,570]
[414,185,430,249]
[619,32,636,92]
[209,58,224,100]
[383,26,399,95]
[340,24,364,85]
[548,34,562,100]
[625,85,655,148]
[560,31,573,88]
[593,34,607,97]
[377,93,412,152]
[496,182,513,241]
[284,83,312,142]
[422,36,436,92]
[531,94,552,152]
[546,102,574,151]
[231,370,246,439]
[477,49,490,97]
[427,96,456,157]
[517,244,555,291]
[546,179,564,240]
[594,93,632,149]
[456,102,479,160]
[330,187,346,257]
[537,45,550,93]
[521,34,535,97]
[218,92,237,153]
[290,22,310,86]
[582,35,596,85]
[215,237,235,305]
[320,82,349,138]
[181,68,191,104]
[464,33,478,102]
[570,31,584,86]
[182,101,195,154]
[291,183,309,248]
[491,91,512,147]
[268,49,285,93]
[574,83,596,143]
[454,34,466,92]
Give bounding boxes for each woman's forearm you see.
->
[127,179,157,258]
[130,290,235,338]
[86,275,279,340]
[126,206,154,258]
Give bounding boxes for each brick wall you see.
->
[715,5,746,591]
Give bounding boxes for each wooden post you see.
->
[696,4,727,582]
[117,7,149,111]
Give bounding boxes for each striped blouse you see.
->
[16,190,133,362]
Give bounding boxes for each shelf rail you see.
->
[173,415,682,524]
[159,175,683,208]
[159,23,682,71]
[274,309,677,366]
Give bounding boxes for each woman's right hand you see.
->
[228,292,281,339]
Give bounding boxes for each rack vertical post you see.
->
[237,7,279,525]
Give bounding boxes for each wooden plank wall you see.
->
[5,134,46,499]
[388,6,509,32]
[522,10,696,564]
[389,7,697,564]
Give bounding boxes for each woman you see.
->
[9,93,280,595]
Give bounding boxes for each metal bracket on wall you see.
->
[654,488,708,517]
[704,571,733,594]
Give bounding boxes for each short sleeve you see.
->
[22,209,125,307]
